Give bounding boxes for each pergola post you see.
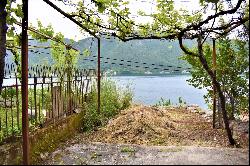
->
[21,0,29,164]
[97,38,101,114]
[212,38,217,129]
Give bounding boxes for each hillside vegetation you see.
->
[6,38,196,75]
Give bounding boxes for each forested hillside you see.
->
[6,37,196,75]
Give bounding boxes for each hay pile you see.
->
[81,105,219,146]
[100,105,178,145]
[79,105,248,148]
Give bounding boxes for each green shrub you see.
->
[154,97,187,107]
[82,78,133,131]
[0,131,3,143]
[154,97,172,107]
[178,97,187,107]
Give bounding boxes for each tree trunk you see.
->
[217,97,222,128]
[0,0,7,94]
[229,95,236,120]
[197,37,235,145]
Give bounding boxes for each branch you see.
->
[71,14,115,31]
[178,36,198,57]
[42,0,99,39]
[15,21,78,51]
[182,0,244,34]
[216,18,249,38]
[202,3,218,44]
[114,0,245,42]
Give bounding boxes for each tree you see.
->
[182,38,249,122]
[0,0,25,93]
[0,0,7,94]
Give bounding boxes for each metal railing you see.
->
[0,63,96,142]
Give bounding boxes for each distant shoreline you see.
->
[107,73,191,77]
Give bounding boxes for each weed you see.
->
[121,146,135,153]
[82,78,133,132]
[154,97,172,107]
[154,97,187,107]
[178,97,186,107]
[159,147,183,153]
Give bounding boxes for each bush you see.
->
[154,97,186,107]
[154,97,172,107]
[0,131,3,143]
[82,77,133,131]
[178,97,187,107]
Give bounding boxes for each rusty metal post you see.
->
[15,74,20,129]
[21,0,29,164]
[80,74,83,104]
[97,38,101,114]
[10,89,13,135]
[50,76,53,120]
[212,39,216,129]
[4,87,7,135]
[34,77,37,122]
[42,77,45,114]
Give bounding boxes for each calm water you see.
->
[2,75,209,110]
[111,75,208,110]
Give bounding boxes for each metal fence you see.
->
[0,63,96,142]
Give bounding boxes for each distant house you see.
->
[182,70,190,74]
[145,71,152,74]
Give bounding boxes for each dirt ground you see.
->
[41,105,249,165]
[44,142,249,165]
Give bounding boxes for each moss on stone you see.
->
[30,112,84,164]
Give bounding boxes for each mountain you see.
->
[6,37,197,75]
[74,37,195,75]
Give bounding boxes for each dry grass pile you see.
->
[81,105,248,148]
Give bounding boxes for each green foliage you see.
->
[0,130,3,143]
[29,20,54,42]
[182,38,249,117]
[5,1,22,39]
[154,97,172,107]
[120,146,135,153]
[0,85,55,142]
[154,96,186,107]
[0,106,22,139]
[50,32,80,80]
[178,97,187,107]
[82,78,133,131]
[1,87,16,99]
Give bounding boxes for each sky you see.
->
[28,0,86,40]
[14,0,242,41]
[26,0,203,41]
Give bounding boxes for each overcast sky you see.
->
[27,0,205,41]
